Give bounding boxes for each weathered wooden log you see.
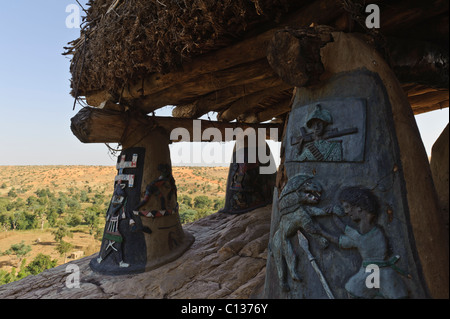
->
[267,26,334,88]
[380,0,448,33]
[402,83,449,114]
[388,37,449,89]
[408,90,449,115]
[238,97,293,124]
[70,107,282,144]
[133,59,277,112]
[218,83,293,122]
[171,75,285,119]
[268,27,450,114]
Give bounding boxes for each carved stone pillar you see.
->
[220,140,276,215]
[90,127,194,275]
[264,28,448,298]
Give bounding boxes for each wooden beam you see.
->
[172,75,287,119]
[70,107,283,144]
[266,26,334,88]
[238,97,293,124]
[218,84,293,122]
[80,0,448,119]
[130,59,277,112]
[388,37,449,89]
[82,0,346,108]
[408,90,449,115]
[380,0,448,33]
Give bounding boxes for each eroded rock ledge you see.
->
[0,206,271,299]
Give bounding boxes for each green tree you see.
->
[11,211,37,230]
[79,190,89,203]
[4,241,32,268]
[0,268,16,285]
[67,198,81,211]
[66,213,82,227]
[92,193,105,205]
[193,195,212,209]
[83,210,100,234]
[52,224,73,243]
[25,254,57,275]
[16,259,30,280]
[7,189,17,198]
[56,241,73,263]
[52,224,73,263]
[179,209,198,224]
[213,198,225,210]
[179,194,193,207]
[46,209,59,228]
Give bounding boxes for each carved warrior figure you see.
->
[96,180,135,268]
[322,187,409,299]
[271,174,344,292]
[134,164,178,217]
[297,104,343,162]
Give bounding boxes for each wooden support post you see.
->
[319,32,449,298]
[70,107,283,143]
[264,26,448,299]
[87,116,195,275]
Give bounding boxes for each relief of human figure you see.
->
[134,164,178,217]
[96,180,135,268]
[297,104,343,162]
[321,186,409,299]
[271,174,344,292]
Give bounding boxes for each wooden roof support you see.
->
[83,0,346,109]
[171,73,285,119]
[218,83,293,122]
[133,59,277,112]
[379,0,448,33]
[70,107,283,144]
[80,0,448,119]
[238,97,293,124]
[408,90,449,115]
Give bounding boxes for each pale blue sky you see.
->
[0,1,447,166]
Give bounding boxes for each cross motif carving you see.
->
[115,154,138,187]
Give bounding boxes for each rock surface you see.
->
[0,205,271,299]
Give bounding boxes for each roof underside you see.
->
[65,0,449,123]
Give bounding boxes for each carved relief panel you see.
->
[264,69,429,299]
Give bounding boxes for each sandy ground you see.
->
[0,165,229,274]
[0,229,101,273]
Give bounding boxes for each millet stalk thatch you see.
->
[66,0,448,122]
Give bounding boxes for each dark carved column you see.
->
[264,27,448,298]
[90,127,194,275]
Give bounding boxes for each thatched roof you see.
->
[65,0,449,123]
[66,0,296,93]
